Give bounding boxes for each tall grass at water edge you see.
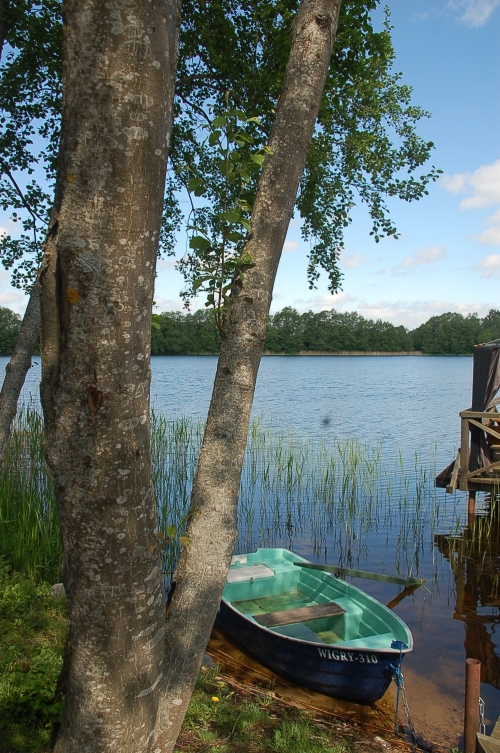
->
[1,407,464,584]
[0,408,60,581]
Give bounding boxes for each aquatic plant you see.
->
[1,406,467,588]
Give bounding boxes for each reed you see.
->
[0,407,60,582]
[1,407,453,587]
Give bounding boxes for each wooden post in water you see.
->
[464,658,481,753]
[468,491,477,528]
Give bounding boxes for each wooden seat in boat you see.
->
[254,601,345,628]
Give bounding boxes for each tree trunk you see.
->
[0,279,40,459]
[39,2,180,751]
[0,0,9,60]
[153,0,342,749]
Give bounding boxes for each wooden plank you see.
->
[468,418,500,442]
[254,601,345,628]
[491,717,500,740]
[446,450,461,493]
[467,477,500,486]
[460,416,470,491]
[477,733,500,753]
[467,458,500,479]
[294,562,425,587]
[461,411,498,419]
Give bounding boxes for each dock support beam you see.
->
[468,491,477,527]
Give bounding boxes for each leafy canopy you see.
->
[0,0,440,301]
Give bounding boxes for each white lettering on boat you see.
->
[317,648,379,664]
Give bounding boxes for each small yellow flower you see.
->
[217,682,226,688]
[211,696,220,703]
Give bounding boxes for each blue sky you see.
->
[1,0,499,329]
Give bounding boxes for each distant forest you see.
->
[151,307,500,356]
[1,306,499,357]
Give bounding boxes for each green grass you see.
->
[0,408,60,583]
[0,560,67,753]
[175,664,354,753]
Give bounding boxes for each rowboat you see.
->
[216,547,413,702]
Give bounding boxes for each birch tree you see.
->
[39,1,180,751]
[153,0,343,749]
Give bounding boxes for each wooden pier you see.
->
[440,402,500,494]
[436,342,500,495]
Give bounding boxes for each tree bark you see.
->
[39,2,180,751]
[153,0,342,749]
[0,278,40,459]
[0,3,40,463]
[0,0,9,60]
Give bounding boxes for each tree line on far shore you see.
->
[151,306,500,355]
[2,305,499,357]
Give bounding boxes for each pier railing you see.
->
[452,404,500,492]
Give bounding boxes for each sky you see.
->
[1,0,499,329]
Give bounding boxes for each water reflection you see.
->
[435,500,500,690]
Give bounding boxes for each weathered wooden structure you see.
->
[437,340,500,495]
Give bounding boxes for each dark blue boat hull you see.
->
[216,599,399,702]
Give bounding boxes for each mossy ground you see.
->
[0,561,67,753]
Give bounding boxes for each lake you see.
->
[2,353,497,744]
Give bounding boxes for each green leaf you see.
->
[250,153,265,165]
[189,235,211,252]
[193,278,204,291]
[234,132,254,144]
[179,536,191,548]
[187,177,207,197]
[166,525,177,538]
[211,116,227,128]
[209,130,221,146]
[227,230,244,242]
[222,209,241,223]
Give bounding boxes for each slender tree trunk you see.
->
[153,0,342,749]
[0,0,9,60]
[0,4,40,461]
[39,2,180,751]
[0,279,40,458]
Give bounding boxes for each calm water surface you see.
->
[4,354,498,741]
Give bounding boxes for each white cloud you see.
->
[158,259,177,270]
[392,246,447,275]
[442,159,500,245]
[474,254,500,277]
[153,296,187,312]
[0,276,28,315]
[449,0,500,26]
[283,241,299,253]
[287,293,494,328]
[459,160,500,210]
[341,253,372,269]
[440,173,467,194]
[476,227,500,245]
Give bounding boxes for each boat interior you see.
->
[224,549,410,650]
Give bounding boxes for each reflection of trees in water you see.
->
[435,504,500,688]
